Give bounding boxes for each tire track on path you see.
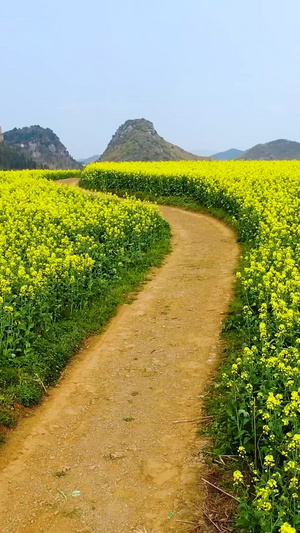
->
[0,180,238,532]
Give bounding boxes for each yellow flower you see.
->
[264,455,275,467]
[233,470,244,484]
[238,446,246,457]
[266,392,283,410]
[280,523,296,533]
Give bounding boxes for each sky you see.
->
[1,0,300,158]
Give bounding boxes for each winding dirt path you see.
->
[0,182,238,533]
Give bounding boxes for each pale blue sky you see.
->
[1,0,299,158]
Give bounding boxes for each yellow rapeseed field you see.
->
[0,169,168,426]
[82,161,300,532]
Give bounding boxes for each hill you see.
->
[99,119,209,162]
[211,148,243,160]
[0,142,37,170]
[4,125,81,169]
[237,139,300,160]
[0,127,37,170]
[78,155,100,166]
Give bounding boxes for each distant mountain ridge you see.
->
[78,155,100,166]
[237,139,300,160]
[99,119,210,162]
[211,148,243,160]
[4,125,81,169]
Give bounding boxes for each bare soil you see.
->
[0,181,238,532]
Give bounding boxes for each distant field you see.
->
[82,160,300,532]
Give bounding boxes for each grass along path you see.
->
[0,182,238,532]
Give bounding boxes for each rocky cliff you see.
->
[4,125,81,169]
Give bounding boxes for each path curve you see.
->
[0,181,238,533]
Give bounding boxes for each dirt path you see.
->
[0,182,238,533]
